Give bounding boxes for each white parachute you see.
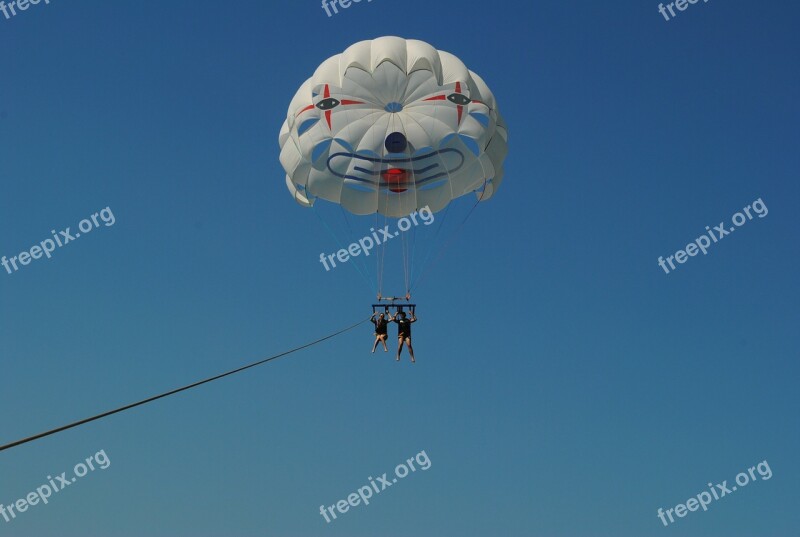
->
[279,36,508,218]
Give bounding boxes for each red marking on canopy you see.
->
[455,82,463,124]
[297,104,315,116]
[382,168,408,193]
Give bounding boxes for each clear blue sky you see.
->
[1,1,798,536]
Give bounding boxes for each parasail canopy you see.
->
[279,36,508,218]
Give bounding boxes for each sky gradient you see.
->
[1,1,798,536]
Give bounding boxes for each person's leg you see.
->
[372,335,380,353]
[381,334,388,351]
[396,337,404,361]
[406,338,416,363]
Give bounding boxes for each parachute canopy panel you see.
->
[278,36,508,218]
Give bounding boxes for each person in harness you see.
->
[370,312,389,353]
[390,310,417,363]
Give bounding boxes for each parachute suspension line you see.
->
[411,224,416,295]
[375,115,393,296]
[401,221,410,297]
[312,207,373,291]
[374,211,379,298]
[374,113,396,300]
[0,317,371,453]
[411,201,452,287]
[394,112,417,298]
[411,179,488,293]
[407,223,416,298]
[411,138,495,292]
[382,214,390,293]
[371,172,380,299]
[401,109,456,289]
[376,211,386,298]
[375,210,384,298]
[338,205,374,285]
[406,222,417,296]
